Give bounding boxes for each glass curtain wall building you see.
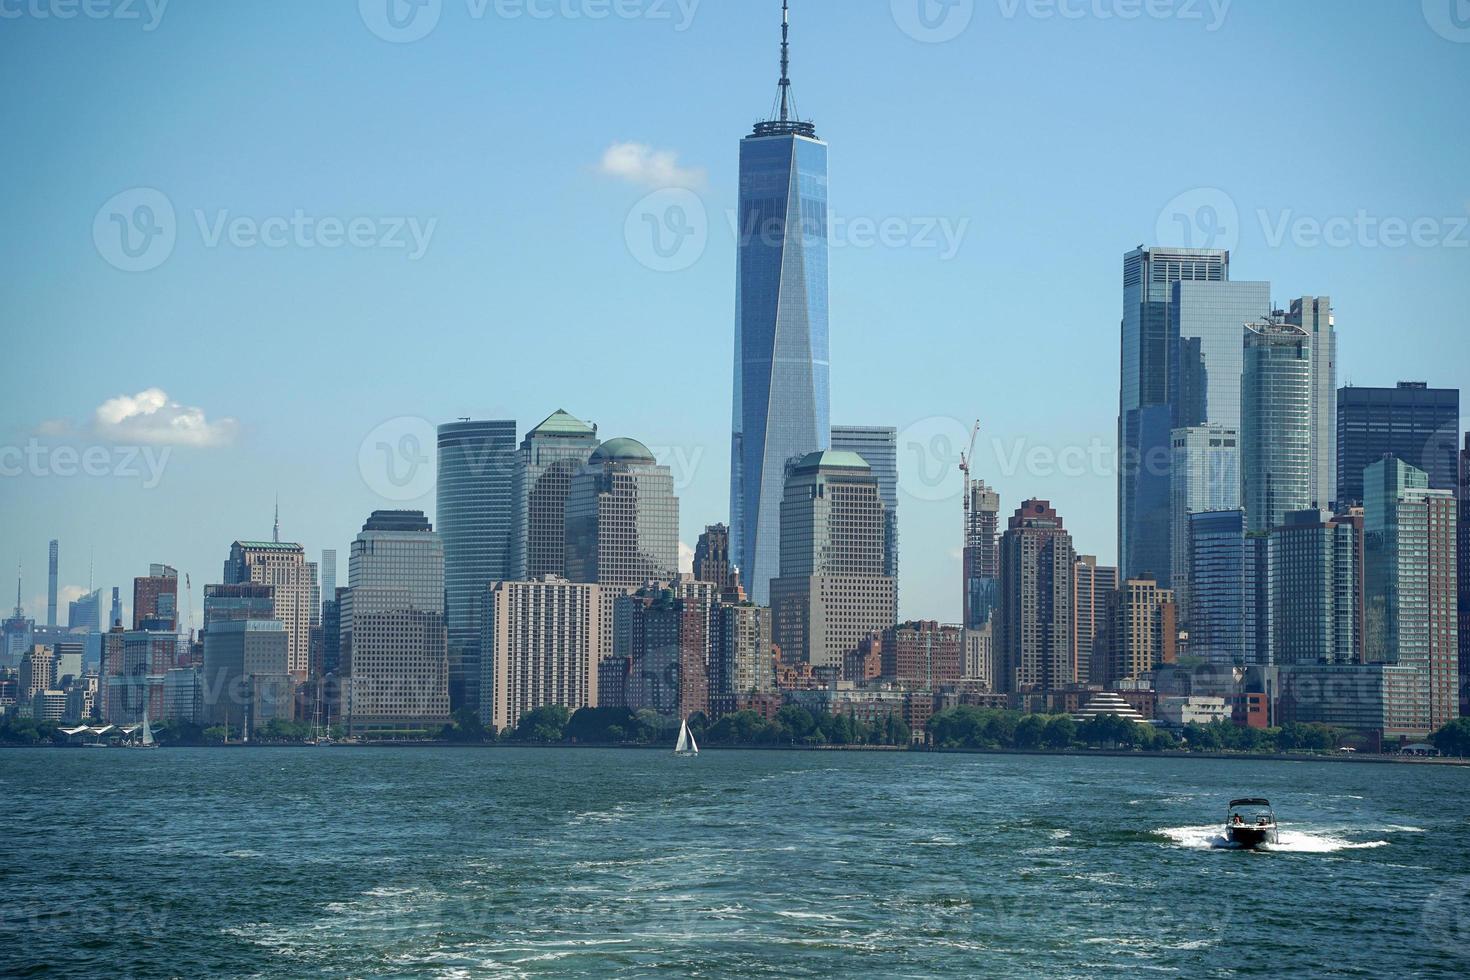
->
[1188,509,1257,667]
[730,4,829,605]
[1118,247,1229,584]
[436,419,517,714]
[1241,321,1313,534]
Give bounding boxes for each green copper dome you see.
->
[589,437,656,465]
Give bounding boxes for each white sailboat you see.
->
[674,717,699,757]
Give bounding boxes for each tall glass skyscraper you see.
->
[1169,424,1240,626]
[730,2,829,605]
[1118,247,1229,583]
[1242,321,1312,534]
[437,419,517,714]
[1285,296,1338,510]
[1170,280,1271,431]
[1188,509,1256,667]
[1336,382,1460,505]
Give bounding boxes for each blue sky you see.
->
[1,0,1467,625]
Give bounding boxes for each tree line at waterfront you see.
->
[6,710,1470,757]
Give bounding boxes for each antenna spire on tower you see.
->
[13,559,22,617]
[273,495,280,544]
[779,0,791,123]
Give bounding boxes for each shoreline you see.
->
[8,741,1467,766]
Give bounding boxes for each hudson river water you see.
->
[3,748,1467,977]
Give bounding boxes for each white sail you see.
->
[675,718,697,755]
[141,709,154,747]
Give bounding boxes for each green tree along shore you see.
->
[5,711,1469,757]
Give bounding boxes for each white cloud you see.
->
[596,142,705,189]
[679,541,695,575]
[92,388,238,447]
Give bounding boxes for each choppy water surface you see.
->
[2,748,1466,977]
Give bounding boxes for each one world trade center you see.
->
[730,0,830,604]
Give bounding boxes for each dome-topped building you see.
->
[565,436,679,591]
[589,437,657,466]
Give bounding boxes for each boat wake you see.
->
[1158,825,1389,853]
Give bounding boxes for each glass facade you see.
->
[1270,511,1360,666]
[1188,510,1255,666]
[1337,382,1460,505]
[1118,247,1229,584]
[731,130,830,605]
[1242,322,1312,534]
[436,419,517,713]
[564,439,679,588]
[1170,280,1271,431]
[1169,425,1240,626]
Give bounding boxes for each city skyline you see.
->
[3,1,1468,627]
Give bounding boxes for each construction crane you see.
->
[958,420,982,529]
[184,572,195,643]
[958,421,981,629]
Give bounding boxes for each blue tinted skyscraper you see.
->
[1242,321,1313,534]
[1170,280,1271,431]
[1119,247,1229,583]
[437,419,517,713]
[1188,509,1256,666]
[730,2,829,605]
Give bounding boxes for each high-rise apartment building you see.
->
[711,600,773,710]
[1074,556,1118,685]
[1097,578,1176,689]
[341,511,450,735]
[620,585,710,725]
[730,3,830,605]
[320,549,336,615]
[997,500,1076,693]
[223,542,318,681]
[1170,424,1240,625]
[1459,434,1469,717]
[1270,509,1363,666]
[437,418,518,716]
[1337,382,1460,505]
[1242,320,1312,534]
[769,451,896,670]
[831,426,899,590]
[1284,297,1338,510]
[46,540,58,627]
[1119,246,1229,582]
[880,621,963,687]
[481,577,601,733]
[512,410,600,581]
[963,481,1001,630]
[132,564,178,630]
[1364,458,1460,732]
